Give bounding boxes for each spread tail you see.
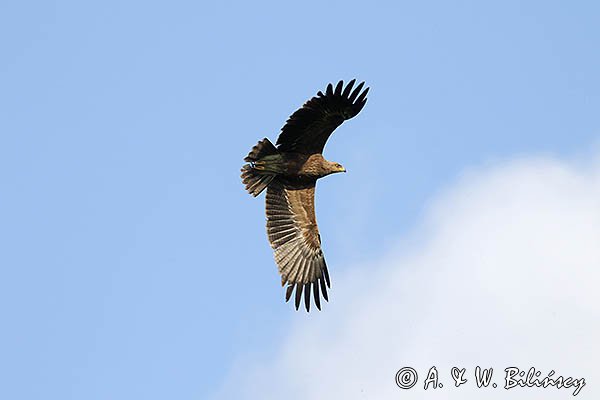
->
[244,137,278,162]
[241,138,280,197]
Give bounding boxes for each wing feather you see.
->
[304,283,312,312]
[275,79,369,154]
[294,283,304,310]
[313,281,321,310]
[265,179,330,311]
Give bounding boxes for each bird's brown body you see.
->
[254,153,343,179]
[241,79,369,311]
[286,153,344,178]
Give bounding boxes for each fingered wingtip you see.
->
[283,281,326,312]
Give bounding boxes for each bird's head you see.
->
[328,161,346,174]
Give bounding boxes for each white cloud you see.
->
[214,154,600,399]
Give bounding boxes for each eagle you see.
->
[241,79,369,311]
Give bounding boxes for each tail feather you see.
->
[241,138,279,197]
[245,138,277,162]
[241,165,276,196]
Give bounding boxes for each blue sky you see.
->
[1,1,599,399]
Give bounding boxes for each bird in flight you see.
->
[241,79,369,311]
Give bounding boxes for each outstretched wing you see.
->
[276,79,369,154]
[265,179,330,311]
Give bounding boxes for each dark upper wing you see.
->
[265,179,330,311]
[276,79,369,154]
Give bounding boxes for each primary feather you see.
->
[276,79,369,154]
